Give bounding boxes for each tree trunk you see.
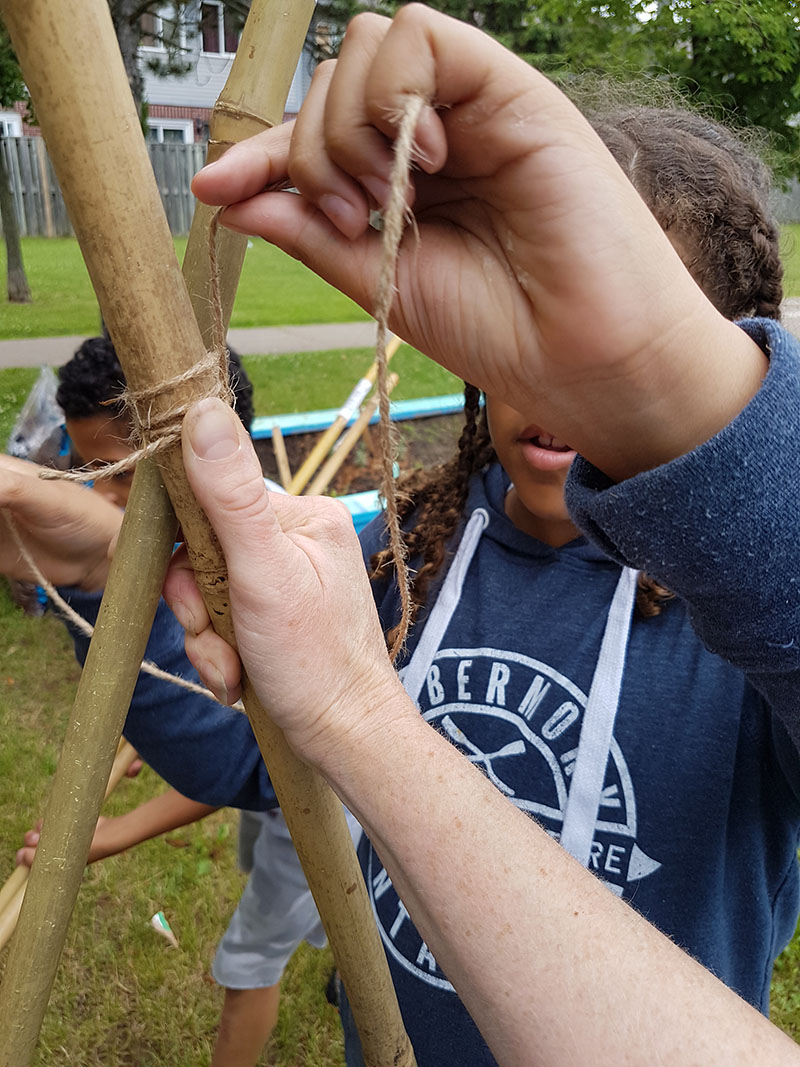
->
[0,133,31,303]
[108,0,145,120]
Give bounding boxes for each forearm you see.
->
[324,705,798,1067]
[92,790,218,861]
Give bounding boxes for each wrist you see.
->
[315,672,428,803]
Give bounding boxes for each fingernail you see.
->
[206,664,230,705]
[31,832,40,845]
[170,596,197,637]
[319,194,366,240]
[187,399,240,461]
[358,174,391,210]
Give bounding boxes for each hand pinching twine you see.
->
[373,93,426,662]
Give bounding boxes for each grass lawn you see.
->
[0,237,369,340]
[0,228,799,341]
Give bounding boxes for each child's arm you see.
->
[0,454,121,590]
[567,318,800,751]
[17,789,218,868]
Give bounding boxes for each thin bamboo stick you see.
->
[306,373,400,496]
[0,4,414,1065]
[0,866,26,917]
[271,424,293,490]
[0,742,139,953]
[288,335,402,494]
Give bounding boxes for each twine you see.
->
[374,94,425,662]
[3,511,232,706]
[41,210,233,486]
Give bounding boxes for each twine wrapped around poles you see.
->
[0,3,415,1065]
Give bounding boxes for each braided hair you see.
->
[372,106,784,625]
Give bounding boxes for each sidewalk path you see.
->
[1,302,799,370]
[0,320,378,370]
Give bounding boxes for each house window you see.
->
[0,112,22,137]
[147,119,194,144]
[140,5,186,51]
[201,2,239,55]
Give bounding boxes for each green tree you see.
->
[319,0,800,175]
[0,21,31,303]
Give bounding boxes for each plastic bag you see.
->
[6,366,67,466]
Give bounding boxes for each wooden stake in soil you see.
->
[288,335,401,494]
[271,424,293,490]
[306,373,400,497]
[0,4,415,1066]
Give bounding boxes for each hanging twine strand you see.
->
[374,94,425,662]
[3,510,235,707]
[41,210,233,486]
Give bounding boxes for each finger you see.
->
[289,60,371,240]
[323,12,425,204]
[15,847,35,868]
[164,544,213,637]
[125,758,144,778]
[220,191,384,321]
[191,121,294,206]
[23,830,40,848]
[184,625,243,706]
[181,398,302,584]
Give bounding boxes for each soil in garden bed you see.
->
[254,411,465,496]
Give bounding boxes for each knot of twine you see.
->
[374,94,425,662]
[41,211,233,486]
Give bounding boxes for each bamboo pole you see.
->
[0,866,26,918]
[0,458,177,1063]
[288,335,402,494]
[0,4,415,1066]
[0,741,139,953]
[306,373,400,496]
[271,424,293,490]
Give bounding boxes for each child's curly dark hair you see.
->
[371,106,783,631]
[56,335,255,432]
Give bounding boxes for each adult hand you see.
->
[163,399,408,771]
[192,5,764,480]
[0,455,122,591]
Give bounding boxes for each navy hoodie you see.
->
[65,318,800,1067]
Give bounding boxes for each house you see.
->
[1,2,321,143]
[140,1,320,144]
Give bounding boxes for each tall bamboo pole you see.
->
[0,458,177,1063]
[0,4,415,1066]
[0,741,138,952]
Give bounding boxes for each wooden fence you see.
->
[1,136,207,237]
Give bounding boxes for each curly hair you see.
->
[372,105,784,626]
[56,335,255,432]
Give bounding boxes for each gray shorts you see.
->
[212,808,361,990]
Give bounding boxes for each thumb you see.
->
[181,398,288,579]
